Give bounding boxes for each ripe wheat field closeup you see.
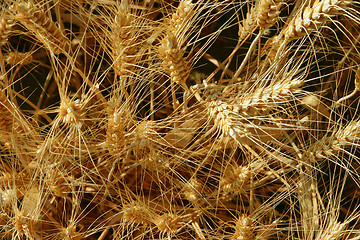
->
[1,0,360,239]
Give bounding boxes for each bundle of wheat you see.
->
[0,0,360,239]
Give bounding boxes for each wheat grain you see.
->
[169,0,194,34]
[153,213,183,234]
[240,78,304,114]
[265,0,352,62]
[158,0,194,93]
[238,0,283,42]
[0,0,360,238]
[122,202,152,226]
[182,178,203,202]
[238,6,257,42]
[59,98,82,124]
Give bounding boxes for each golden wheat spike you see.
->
[0,15,13,47]
[158,0,194,85]
[4,51,33,65]
[257,0,283,30]
[11,2,67,54]
[158,35,190,86]
[0,0,360,238]
[110,0,140,78]
[284,0,351,40]
[232,214,255,240]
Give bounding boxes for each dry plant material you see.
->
[1,0,360,239]
[59,98,82,124]
[283,0,351,40]
[4,51,33,65]
[158,0,194,88]
[158,35,191,86]
[110,0,141,78]
[232,214,255,240]
[0,16,13,47]
[257,0,283,30]
[11,2,67,54]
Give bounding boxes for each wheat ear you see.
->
[257,0,283,30]
[238,0,283,40]
[11,2,67,54]
[0,16,13,47]
[241,78,304,114]
[110,0,140,78]
[220,163,255,198]
[159,0,194,88]
[284,0,351,40]
[205,77,303,144]
[238,7,258,42]
[266,0,351,62]
[227,0,283,82]
[158,35,191,87]
[273,0,350,59]
[309,120,360,161]
[232,214,255,240]
[4,51,33,65]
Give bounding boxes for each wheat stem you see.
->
[231,32,262,83]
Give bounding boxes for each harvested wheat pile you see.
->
[0,0,360,239]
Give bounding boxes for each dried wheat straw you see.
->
[11,2,67,54]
